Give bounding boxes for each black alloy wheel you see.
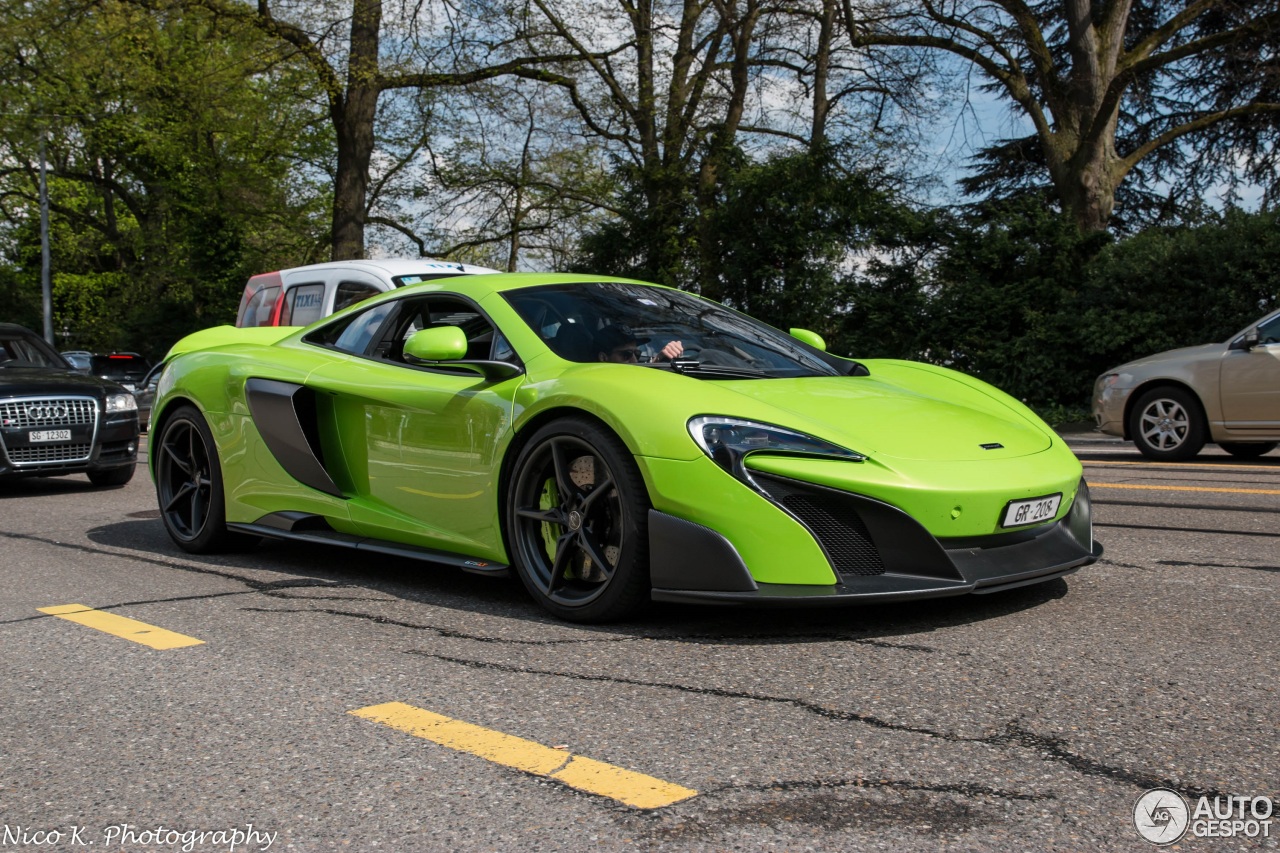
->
[155,405,248,553]
[507,418,650,622]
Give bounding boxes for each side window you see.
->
[280,283,326,326]
[242,285,281,327]
[373,295,513,366]
[1257,313,1280,345]
[333,280,382,313]
[305,299,400,356]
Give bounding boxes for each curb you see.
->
[1056,432,1126,446]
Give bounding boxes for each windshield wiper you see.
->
[658,358,770,379]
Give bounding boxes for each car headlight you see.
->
[688,416,864,475]
[105,393,137,413]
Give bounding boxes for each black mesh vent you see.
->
[753,474,885,577]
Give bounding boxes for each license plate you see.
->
[1001,493,1062,528]
[29,429,72,443]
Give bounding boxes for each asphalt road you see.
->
[1,435,1277,852]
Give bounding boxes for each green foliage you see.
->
[1077,208,1280,360]
[0,0,331,358]
[572,164,701,288]
[921,196,1110,406]
[710,148,895,340]
[915,203,1280,408]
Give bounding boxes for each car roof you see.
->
[395,272,657,299]
[279,258,499,277]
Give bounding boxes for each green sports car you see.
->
[150,273,1100,622]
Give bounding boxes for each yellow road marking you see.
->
[1090,483,1280,496]
[1084,460,1280,472]
[37,604,204,650]
[351,701,697,809]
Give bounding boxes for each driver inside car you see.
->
[595,324,683,364]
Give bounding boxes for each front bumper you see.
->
[649,478,1100,605]
[0,402,139,479]
[1092,375,1133,437]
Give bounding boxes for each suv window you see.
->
[242,284,282,327]
[280,282,326,326]
[333,280,382,313]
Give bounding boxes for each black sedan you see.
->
[0,324,140,486]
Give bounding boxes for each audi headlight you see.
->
[105,393,137,413]
[688,416,864,475]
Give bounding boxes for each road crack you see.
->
[409,650,1231,800]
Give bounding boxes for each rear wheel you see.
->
[506,418,651,622]
[1129,387,1206,461]
[155,405,254,553]
[1218,441,1278,459]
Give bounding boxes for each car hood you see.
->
[0,367,120,398]
[706,370,1052,461]
[1108,342,1226,373]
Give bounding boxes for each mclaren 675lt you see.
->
[150,274,1100,622]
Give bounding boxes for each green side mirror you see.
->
[789,328,827,351]
[404,326,467,362]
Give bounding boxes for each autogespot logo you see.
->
[1134,788,1190,845]
[1134,788,1276,844]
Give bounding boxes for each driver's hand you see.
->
[653,340,684,362]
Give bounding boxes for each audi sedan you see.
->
[1092,309,1280,460]
[0,323,140,486]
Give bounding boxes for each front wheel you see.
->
[155,405,255,553]
[1129,387,1206,461]
[1218,441,1278,459]
[506,417,651,622]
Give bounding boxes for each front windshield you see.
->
[504,282,843,378]
[0,331,67,369]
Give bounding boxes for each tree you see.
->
[174,0,586,260]
[866,1,1280,232]
[370,80,617,270]
[525,0,775,287]
[0,0,330,354]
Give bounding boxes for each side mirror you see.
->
[789,328,827,351]
[404,326,467,361]
[1231,330,1260,351]
[403,326,524,381]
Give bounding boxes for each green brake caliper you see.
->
[538,478,560,564]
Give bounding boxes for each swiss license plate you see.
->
[1001,493,1062,528]
[29,429,71,443]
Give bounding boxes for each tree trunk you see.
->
[330,0,382,261]
[1056,147,1122,234]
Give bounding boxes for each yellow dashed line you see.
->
[1090,483,1280,496]
[350,701,697,809]
[1083,459,1280,472]
[38,604,204,649]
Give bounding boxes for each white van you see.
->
[235,258,499,328]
